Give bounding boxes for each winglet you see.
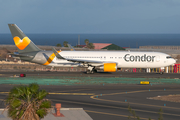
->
[52,47,64,59]
[67,44,75,51]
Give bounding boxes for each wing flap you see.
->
[66,58,103,63]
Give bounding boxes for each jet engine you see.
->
[96,63,117,72]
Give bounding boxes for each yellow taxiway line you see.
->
[90,89,180,110]
[52,89,92,93]
[0,92,94,96]
[51,98,153,119]
[85,110,154,120]
[0,92,9,94]
[50,98,180,117]
[49,93,95,95]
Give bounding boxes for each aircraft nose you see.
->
[173,58,177,65]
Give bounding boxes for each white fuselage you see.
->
[9,24,176,70]
[47,51,176,68]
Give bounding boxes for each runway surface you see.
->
[0,71,180,78]
[0,84,180,120]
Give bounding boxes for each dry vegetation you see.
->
[150,94,180,103]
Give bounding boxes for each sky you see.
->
[0,0,180,34]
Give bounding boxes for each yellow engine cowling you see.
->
[104,63,117,72]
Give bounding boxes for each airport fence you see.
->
[0,62,180,73]
[121,64,180,73]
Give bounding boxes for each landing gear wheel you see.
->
[160,72,164,75]
[86,71,90,74]
[86,66,96,74]
[86,70,95,74]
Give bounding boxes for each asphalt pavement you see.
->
[0,71,180,78]
[0,84,180,120]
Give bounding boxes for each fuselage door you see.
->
[156,55,160,62]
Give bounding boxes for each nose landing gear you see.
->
[160,67,165,75]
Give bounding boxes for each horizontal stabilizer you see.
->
[9,53,34,58]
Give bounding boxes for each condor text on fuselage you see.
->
[124,54,155,62]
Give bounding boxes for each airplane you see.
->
[8,24,176,74]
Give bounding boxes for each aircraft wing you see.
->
[65,58,116,65]
[52,48,116,64]
[66,58,103,63]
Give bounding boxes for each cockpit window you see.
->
[166,56,172,59]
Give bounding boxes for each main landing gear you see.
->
[160,71,164,75]
[86,66,97,74]
[160,67,165,75]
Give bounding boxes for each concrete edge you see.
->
[61,108,83,110]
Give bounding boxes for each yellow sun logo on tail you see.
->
[13,36,31,50]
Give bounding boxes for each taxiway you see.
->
[0,84,180,120]
[0,71,179,78]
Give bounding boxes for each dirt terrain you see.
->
[150,94,180,103]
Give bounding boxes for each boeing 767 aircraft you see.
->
[8,24,176,74]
